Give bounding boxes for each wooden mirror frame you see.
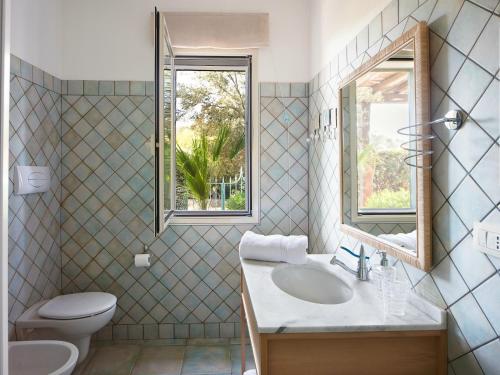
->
[338,22,431,271]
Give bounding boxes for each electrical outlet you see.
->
[474,222,500,258]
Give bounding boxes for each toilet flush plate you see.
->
[14,166,50,195]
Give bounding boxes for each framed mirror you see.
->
[338,22,431,270]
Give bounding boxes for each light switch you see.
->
[474,222,500,258]
[486,231,500,251]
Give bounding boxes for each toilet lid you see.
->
[38,292,117,320]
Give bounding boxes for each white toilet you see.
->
[16,292,116,363]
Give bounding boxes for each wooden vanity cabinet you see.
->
[240,272,447,375]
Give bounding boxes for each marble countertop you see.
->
[241,254,446,334]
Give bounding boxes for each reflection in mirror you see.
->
[341,42,417,252]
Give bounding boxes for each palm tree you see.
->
[176,124,244,210]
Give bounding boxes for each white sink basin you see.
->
[9,340,79,375]
[271,263,353,304]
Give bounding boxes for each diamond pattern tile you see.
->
[7,4,498,364]
[57,79,308,338]
[308,0,500,370]
[8,58,62,339]
[257,91,309,235]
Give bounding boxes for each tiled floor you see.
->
[73,339,255,375]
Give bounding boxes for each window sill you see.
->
[351,213,416,224]
[168,213,259,225]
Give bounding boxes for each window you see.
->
[347,58,417,223]
[155,12,258,231]
[172,56,253,218]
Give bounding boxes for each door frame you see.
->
[0,0,11,372]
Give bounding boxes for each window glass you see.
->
[353,65,416,213]
[173,59,250,214]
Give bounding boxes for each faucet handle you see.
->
[358,245,371,267]
[340,246,370,260]
[357,245,371,281]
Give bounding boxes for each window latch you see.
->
[148,135,158,154]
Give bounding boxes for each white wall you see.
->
[11,0,63,77]
[62,0,310,82]
[11,0,393,81]
[309,0,391,77]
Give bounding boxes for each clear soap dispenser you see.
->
[372,251,396,298]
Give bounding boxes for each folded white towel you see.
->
[379,230,417,250]
[239,231,308,264]
[243,370,257,375]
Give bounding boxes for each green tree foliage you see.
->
[176,71,246,178]
[226,190,246,210]
[175,70,247,209]
[176,134,211,210]
[359,147,411,209]
[371,149,410,194]
[365,188,411,209]
[176,125,244,210]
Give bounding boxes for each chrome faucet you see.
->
[330,245,371,281]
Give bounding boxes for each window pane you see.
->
[163,60,172,213]
[354,67,415,212]
[175,69,248,212]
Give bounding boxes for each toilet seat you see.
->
[38,292,117,320]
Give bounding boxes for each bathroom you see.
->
[0,0,498,374]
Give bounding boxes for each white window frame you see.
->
[169,49,260,225]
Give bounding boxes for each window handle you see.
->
[149,135,156,155]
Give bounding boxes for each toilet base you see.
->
[66,336,91,363]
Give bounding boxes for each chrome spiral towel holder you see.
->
[397,110,463,169]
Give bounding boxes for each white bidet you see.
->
[9,340,78,375]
